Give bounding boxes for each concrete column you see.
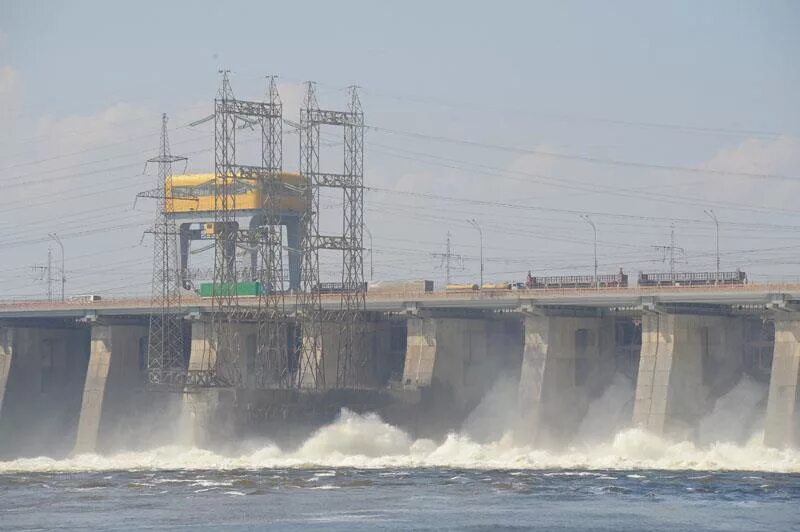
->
[187,320,215,372]
[764,320,800,448]
[299,322,341,389]
[363,319,395,387]
[0,327,89,458]
[181,320,243,447]
[402,318,437,389]
[188,319,258,385]
[74,323,147,454]
[402,317,501,408]
[632,314,744,437]
[0,328,13,418]
[517,315,614,443]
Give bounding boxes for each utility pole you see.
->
[580,214,598,287]
[704,209,720,283]
[432,231,462,286]
[653,224,685,279]
[32,249,53,301]
[49,233,65,300]
[467,218,484,288]
[365,226,374,281]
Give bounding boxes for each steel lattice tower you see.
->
[338,86,367,387]
[297,82,366,389]
[296,82,324,388]
[145,113,187,386]
[204,71,289,389]
[255,76,288,388]
[210,70,241,387]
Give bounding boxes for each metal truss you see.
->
[297,82,366,389]
[207,71,288,389]
[255,76,288,388]
[209,70,240,387]
[144,113,187,387]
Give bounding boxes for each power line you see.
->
[369,125,799,182]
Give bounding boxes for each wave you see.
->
[1,408,798,474]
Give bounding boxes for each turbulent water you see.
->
[2,466,799,531]
[1,377,799,529]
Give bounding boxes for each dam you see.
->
[1,283,799,458]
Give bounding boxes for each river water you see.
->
[1,467,799,531]
[1,409,799,530]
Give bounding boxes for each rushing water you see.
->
[1,409,800,530]
[2,374,799,530]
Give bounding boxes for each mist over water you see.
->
[0,373,797,474]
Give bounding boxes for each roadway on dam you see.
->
[1,282,800,319]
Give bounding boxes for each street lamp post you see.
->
[580,215,598,287]
[467,219,483,288]
[704,209,720,283]
[48,232,65,301]
[365,226,374,281]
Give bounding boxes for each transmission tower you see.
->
[209,70,240,387]
[31,248,53,301]
[145,113,187,386]
[296,82,367,389]
[255,76,289,388]
[296,82,324,388]
[206,71,289,389]
[431,231,463,285]
[339,86,367,388]
[653,224,686,279]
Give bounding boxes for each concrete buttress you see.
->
[764,319,800,448]
[517,315,615,443]
[0,328,13,418]
[0,327,89,458]
[73,324,148,454]
[632,314,744,437]
[402,316,520,413]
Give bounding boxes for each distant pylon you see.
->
[432,231,462,285]
[145,113,187,386]
[211,69,242,387]
[255,75,289,388]
[296,81,324,388]
[296,82,367,389]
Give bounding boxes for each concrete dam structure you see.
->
[1,284,799,458]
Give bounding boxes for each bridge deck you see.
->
[1,283,799,319]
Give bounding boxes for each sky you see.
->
[1,0,799,298]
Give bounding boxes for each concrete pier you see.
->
[0,328,13,418]
[0,326,89,458]
[403,316,521,410]
[299,319,394,389]
[632,314,744,437]
[403,317,491,408]
[517,315,615,443]
[181,320,235,446]
[764,319,800,447]
[73,323,148,454]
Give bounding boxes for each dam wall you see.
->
[1,296,799,454]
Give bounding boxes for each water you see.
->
[1,467,798,530]
[1,410,799,530]
[1,376,798,530]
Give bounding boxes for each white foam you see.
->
[1,408,798,474]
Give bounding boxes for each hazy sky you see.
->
[1,1,799,297]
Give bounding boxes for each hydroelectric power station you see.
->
[1,74,799,458]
